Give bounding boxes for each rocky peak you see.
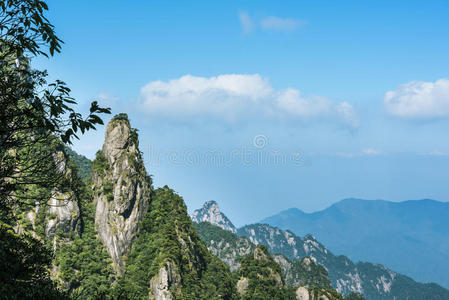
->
[191,200,237,233]
[92,114,151,274]
[102,115,134,166]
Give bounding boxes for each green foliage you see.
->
[0,222,67,299]
[195,222,344,299]
[195,221,333,291]
[92,150,109,177]
[0,0,110,217]
[103,181,114,201]
[64,147,92,180]
[307,287,344,300]
[0,0,62,58]
[129,128,139,146]
[236,246,295,300]
[54,180,115,299]
[10,137,82,244]
[115,186,235,299]
[194,221,241,246]
[344,292,365,300]
[112,113,129,121]
[286,256,332,289]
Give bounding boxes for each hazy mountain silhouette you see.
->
[262,198,449,289]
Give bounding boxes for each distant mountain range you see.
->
[261,198,449,289]
[192,201,449,300]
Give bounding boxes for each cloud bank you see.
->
[384,79,449,119]
[140,74,357,127]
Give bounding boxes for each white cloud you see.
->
[98,92,119,106]
[140,74,357,127]
[277,89,331,117]
[427,150,449,156]
[384,79,449,119]
[336,102,359,128]
[239,12,254,34]
[335,148,381,158]
[260,16,307,31]
[362,148,381,155]
[239,12,306,34]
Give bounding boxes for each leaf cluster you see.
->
[0,221,68,299]
[0,0,110,219]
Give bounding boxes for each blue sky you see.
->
[36,0,449,226]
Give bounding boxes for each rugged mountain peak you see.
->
[92,114,151,274]
[191,200,237,233]
[102,114,134,166]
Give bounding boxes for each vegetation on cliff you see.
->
[54,178,115,298]
[0,222,66,299]
[0,1,109,298]
[64,147,92,180]
[235,245,296,300]
[116,186,235,299]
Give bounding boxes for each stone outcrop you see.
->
[92,115,151,273]
[46,149,81,240]
[191,200,237,233]
[296,287,310,300]
[45,190,79,239]
[149,262,181,300]
[236,277,249,295]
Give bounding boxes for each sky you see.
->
[35,0,449,226]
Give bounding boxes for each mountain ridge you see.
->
[192,200,449,300]
[261,198,449,289]
[39,115,346,299]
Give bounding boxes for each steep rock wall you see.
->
[92,116,151,273]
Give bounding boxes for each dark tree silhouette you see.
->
[0,0,110,216]
[0,1,110,298]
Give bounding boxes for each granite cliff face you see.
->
[46,148,80,240]
[45,189,80,240]
[191,200,237,233]
[92,115,151,273]
[149,261,181,300]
